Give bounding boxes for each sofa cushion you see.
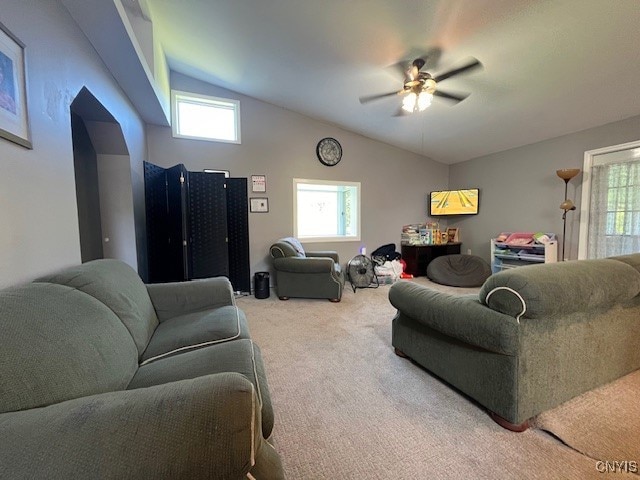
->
[0,283,138,414]
[389,281,519,355]
[140,305,251,363]
[0,373,273,478]
[146,277,235,321]
[129,339,274,438]
[610,253,640,275]
[36,259,159,357]
[479,258,640,319]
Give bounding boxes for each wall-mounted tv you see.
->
[429,188,480,216]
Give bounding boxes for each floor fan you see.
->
[347,255,378,292]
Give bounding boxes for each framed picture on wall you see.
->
[251,175,266,192]
[250,197,269,213]
[0,22,31,149]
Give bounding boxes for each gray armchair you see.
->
[270,237,344,301]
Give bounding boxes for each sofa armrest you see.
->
[146,277,234,321]
[306,250,339,263]
[389,281,519,355]
[273,256,335,274]
[0,373,284,480]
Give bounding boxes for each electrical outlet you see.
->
[467,248,472,255]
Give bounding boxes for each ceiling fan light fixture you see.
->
[417,92,433,111]
[424,78,437,94]
[402,92,432,113]
[402,92,417,112]
[360,55,481,113]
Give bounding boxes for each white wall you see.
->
[0,0,148,288]
[147,72,449,280]
[449,114,640,262]
[97,154,137,269]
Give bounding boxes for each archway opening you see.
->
[70,87,136,266]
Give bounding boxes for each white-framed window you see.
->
[579,140,640,259]
[171,90,240,144]
[293,178,361,242]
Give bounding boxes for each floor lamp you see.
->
[556,168,580,261]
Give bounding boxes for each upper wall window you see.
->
[171,90,241,144]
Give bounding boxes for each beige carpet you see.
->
[237,278,637,479]
[533,370,640,474]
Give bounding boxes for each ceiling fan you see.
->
[359,54,482,114]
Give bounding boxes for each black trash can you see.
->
[254,272,270,299]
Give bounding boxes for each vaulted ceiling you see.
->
[90,1,640,164]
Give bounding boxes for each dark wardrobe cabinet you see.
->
[144,162,250,293]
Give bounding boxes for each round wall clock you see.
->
[316,137,342,166]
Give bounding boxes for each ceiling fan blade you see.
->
[408,65,419,81]
[407,58,425,81]
[392,106,410,117]
[391,48,441,81]
[359,91,399,104]
[433,89,469,103]
[389,60,412,82]
[422,47,442,71]
[433,59,482,83]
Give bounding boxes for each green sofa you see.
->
[270,237,344,301]
[0,259,284,479]
[389,253,640,431]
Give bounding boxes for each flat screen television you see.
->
[429,188,480,216]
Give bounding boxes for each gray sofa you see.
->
[270,237,344,301]
[389,253,640,431]
[0,259,284,479]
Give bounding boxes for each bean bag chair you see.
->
[427,254,491,287]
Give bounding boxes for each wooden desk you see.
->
[401,243,462,276]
